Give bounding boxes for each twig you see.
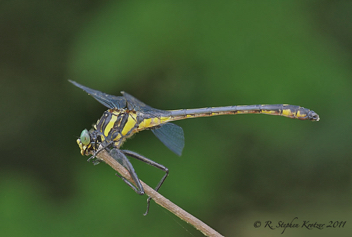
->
[96,149,224,237]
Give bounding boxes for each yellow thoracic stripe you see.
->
[104,114,117,137]
[121,113,138,136]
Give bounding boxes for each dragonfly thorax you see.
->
[77,108,145,156]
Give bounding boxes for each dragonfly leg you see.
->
[109,148,145,195]
[92,159,102,165]
[121,150,169,215]
[87,154,102,165]
[115,173,144,194]
[87,140,114,164]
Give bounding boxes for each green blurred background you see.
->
[1,1,351,236]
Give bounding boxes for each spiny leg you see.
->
[87,140,114,165]
[122,150,169,215]
[109,148,145,195]
[115,173,144,194]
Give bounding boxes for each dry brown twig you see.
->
[95,149,224,237]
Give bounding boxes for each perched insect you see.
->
[70,80,319,215]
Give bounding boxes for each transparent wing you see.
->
[121,91,148,110]
[69,80,127,109]
[121,91,169,116]
[152,123,185,156]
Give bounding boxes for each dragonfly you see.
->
[69,80,320,215]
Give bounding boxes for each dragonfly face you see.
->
[69,80,319,214]
[77,129,91,155]
[76,128,101,155]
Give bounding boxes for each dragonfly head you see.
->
[77,129,93,155]
[307,110,320,121]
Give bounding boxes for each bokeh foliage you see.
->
[1,1,351,236]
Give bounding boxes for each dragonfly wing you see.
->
[122,91,170,116]
[152,123,185,156]
[69,80,127,109]
[121,91,147,109]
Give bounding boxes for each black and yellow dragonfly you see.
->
[70,80,319,214]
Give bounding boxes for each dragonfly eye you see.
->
[80,129,91,145]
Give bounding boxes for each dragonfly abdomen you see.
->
[169,104,319,121]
